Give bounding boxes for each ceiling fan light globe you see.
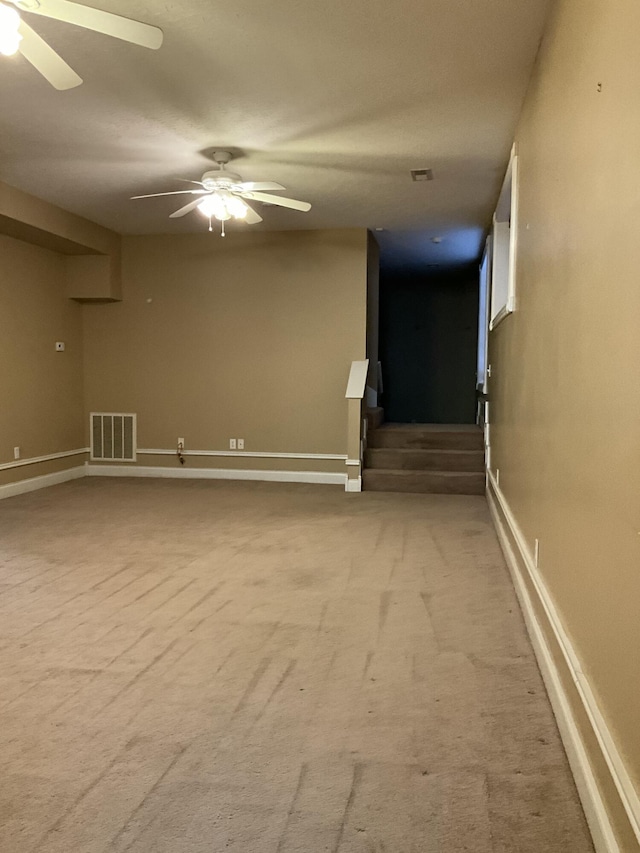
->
[0,31,22,56]
[0,4,21,28]
[227,196,248,220]
[197,194,227,220]
[0,1,21,53]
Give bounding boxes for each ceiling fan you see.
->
[131,151,312,236]
[0,0,162,90]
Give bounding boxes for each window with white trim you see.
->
[490,145,519,329]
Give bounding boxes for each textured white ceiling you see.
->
[0,0,549,267]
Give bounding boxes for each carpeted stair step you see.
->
[368,423,483,451]
[365,447,484,472]
[362,468,485,495]
[365,406,385,430]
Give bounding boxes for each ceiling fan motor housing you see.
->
[201,170,243,191]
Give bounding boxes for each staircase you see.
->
[363,423,485,495]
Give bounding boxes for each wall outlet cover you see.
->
[55,342,65,351]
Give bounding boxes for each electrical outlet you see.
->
[13,447,20,460]
[237,439,245,450]
[229,438,237,450]
[177,437,184,448]
[534,539,540,568]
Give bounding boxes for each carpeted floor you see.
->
[0,478,594,852]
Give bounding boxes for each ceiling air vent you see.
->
[410,168,434,182]
[91,413,137,462]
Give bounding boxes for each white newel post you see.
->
[344,359,369,493]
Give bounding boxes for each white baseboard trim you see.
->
[345,476,362,493]
[85,464,346,487]
[0,448,89,472]
[487,470,640,853]
[0,465,85,500]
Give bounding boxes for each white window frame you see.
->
[490,144,519,329]
[477,236,491,391]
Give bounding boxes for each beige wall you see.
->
[489,0,640,846]
[0,236,85,470]
[82,229,368,465]
[0,179,119,257]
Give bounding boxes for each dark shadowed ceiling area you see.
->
[0,0,550,268]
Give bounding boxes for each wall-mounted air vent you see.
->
[410,168,434,182]
[91,413,137,462]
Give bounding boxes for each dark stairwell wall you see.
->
[379,268,479,424]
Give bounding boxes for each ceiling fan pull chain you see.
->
[221,220,226,237]
[208,216,212,232]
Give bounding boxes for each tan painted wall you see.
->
[489,0,640,844]
[0,179,119,256]
[0,236,85,465]
[82,229,368,463]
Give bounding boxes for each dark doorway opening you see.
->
[379,268,479,424]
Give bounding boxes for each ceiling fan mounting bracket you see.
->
[212,150,233,166]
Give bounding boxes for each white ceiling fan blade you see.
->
[238,182,285,193]
[241,191,311,212]
[22,0,163,49]
[17,19,82,89]
[169,198,203,218]
[131,189,207,200]
[242,202,263,225]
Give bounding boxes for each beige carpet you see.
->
[0,479,594,852]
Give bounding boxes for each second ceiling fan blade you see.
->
[239,182,285,193]
[24,0,164,49]
[241,191,311,212]
[131,189,207,199]
[242,202,263,225]
[169,198,203,218]
[18,19,82,89]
